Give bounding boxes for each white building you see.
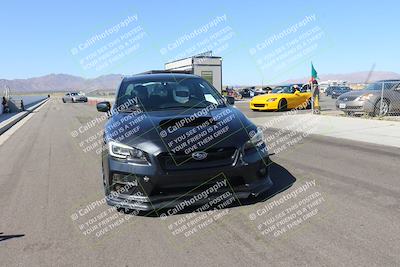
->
[165,52,222,92]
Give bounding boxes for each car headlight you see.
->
[355,93,373,101]
[108,140,149,164]
[244,127,265,150]
[266,98,277,102]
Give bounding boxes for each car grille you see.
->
[158,147,238,171]
[253,104,265,107]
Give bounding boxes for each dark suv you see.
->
[331,86,351,99]
[96,73,273,213]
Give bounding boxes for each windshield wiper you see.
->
[118,104,144,113]
[153,104,219,110]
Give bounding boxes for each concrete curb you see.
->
[0,98,49,135]
[251,113,400,148]
[87,97,114,105]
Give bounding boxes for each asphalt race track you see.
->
[0,99,399,266]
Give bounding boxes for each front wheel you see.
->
[306,98,312,109]
[373,99,390,117]
[278,99,287,111]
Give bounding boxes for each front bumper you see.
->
[102,147,273,212]
[335,99,374,113]
[76,98,88,102]
[249,101,279,111]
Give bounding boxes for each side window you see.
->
[66,93,70,96]
[125,84,135,96]
[385,82,400,90]
[381,82,397,90]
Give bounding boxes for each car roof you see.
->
[278,83,303,87]
[123,73,199,82]
[376,79,400,82]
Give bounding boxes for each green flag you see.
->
[311,62,318,81]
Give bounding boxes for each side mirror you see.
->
[225,96,235,105]
[97,101,111,112]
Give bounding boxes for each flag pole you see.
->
[311,81,314,114]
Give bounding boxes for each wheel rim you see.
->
[379,100,389,116]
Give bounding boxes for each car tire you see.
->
[306,98,312,109]
[278,99,287,111]
[62,99,66,103]
[373,98,390,117]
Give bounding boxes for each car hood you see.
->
[104,106,256,155]
[338,90,376,98]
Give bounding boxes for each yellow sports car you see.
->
[249,84,311,111]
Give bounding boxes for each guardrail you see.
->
[87,97,115,105]
[0,98,49,135]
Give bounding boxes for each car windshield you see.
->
[335,87,350,91]
[115,77,225,111]
[272,86,295,94]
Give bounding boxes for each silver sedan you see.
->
[336,80,400,116]
[62,92,88,103]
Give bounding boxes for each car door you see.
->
[388,82,400,111]
[299,85,311,105]
[289,87,303,108]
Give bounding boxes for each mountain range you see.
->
[0,74,124,93]
[284,71,400,84]
[1,71,400,92]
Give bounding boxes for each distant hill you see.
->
[0,73,124,92]
[2,71,400,92]
[284,71,400,84]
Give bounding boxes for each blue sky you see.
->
[1,0,399,84]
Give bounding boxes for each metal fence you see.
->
[334,80,400,118]
[374,81,400,117]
